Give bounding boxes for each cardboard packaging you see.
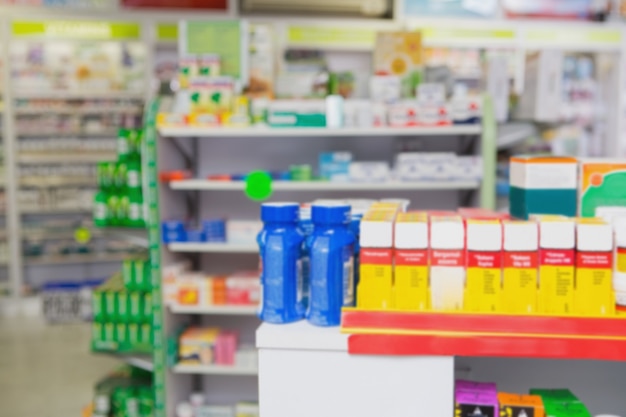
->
[579,160,626,218]
[358,210,396,309]
[510,156,578,220]
[502,220,539,314]
[575,218,614,316]
[430,214,466,311]
[319,152,352,182]
[465,219,503,313]
[498,393,545,417]
[373,32,423,97]
[393,212,430,311]
[536,216,576,315]
[516,50,563,122]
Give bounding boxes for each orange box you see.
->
[498,393,545,417]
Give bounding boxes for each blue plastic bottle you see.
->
[307,203,355,327]
[258,203,305,324]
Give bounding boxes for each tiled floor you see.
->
[0,316,118,417]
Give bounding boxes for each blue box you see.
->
[161,220,187,243]
[319,152,352,182]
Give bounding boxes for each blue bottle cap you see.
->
[261,202,299,223]
[312,203,351,225]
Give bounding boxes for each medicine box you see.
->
[429,214,466,311]
[575,218,614,316]
[498,393,545,417]
[502,220,539,314]
[536,216,576,314]
[509,156,578,219]
[319,152,352,182]
[465,219,503,313]
[516,50,563,122]
[267,100,326,127]
[394,212,429,311]
[579,160,626,218]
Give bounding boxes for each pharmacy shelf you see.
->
[497,122,538,150]
[168,242,258,253]
[169,304,258,315]
[23,253,127,266]
[15,107,142,116]
[172,363,258,376]
[20,177,97,187]
[21,207,92,215]
[342,310,626,361]
[170,179,481,191]
[17,129,119,137]
[13,91,145,100]
[18,153,117,164]
[158,125,482,138]
[96,352,154,372]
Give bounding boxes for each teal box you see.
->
[510,187,577,220]
[268,112,326,128]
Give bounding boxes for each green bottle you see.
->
[118,195,130,226]
[107,195,120,226]
[126,160,141,191]
[115,162,128,192]
[93,192,108,227]
[127,191,144,228]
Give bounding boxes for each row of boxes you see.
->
[163,263,260,308]
[357,205,619,317]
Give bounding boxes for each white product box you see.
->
[226,220,263,245]
[510,157,577,190]
[486,55,510,122]
[388,100,419,127]
[369,75,401,102]
[429,215,466,311]
[343,99,373,128]
[454,156,483,180]
[416,83,446,104]
[516,51,563,122]
[360,211,395,249]
[349,162,390,182]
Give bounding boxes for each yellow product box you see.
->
[498,393,545,417]
[429,214,465,311]
[368,202,403,213]
[575,218,614,316]
[502,220,539,314]
[465,219,503,313]
[358,210,396,309]
[188,112,220,127]
[393,212,430,311]
[179,55,199,89]
[178,327,220,365]
[189,76,235,115]
[176,272,208,307]
[579,159,626,218]
[156,112,188,128]
[373,32,423,79]
[536,216,576,315]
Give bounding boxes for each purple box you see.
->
[455,391,499,417]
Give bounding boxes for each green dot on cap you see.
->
[245,171,273,201]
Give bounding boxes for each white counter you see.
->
[256,321,454,417]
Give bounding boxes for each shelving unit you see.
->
[169,304,258,315]
[168,242,258,253]
[0,18,148,297]
[172,364,258,376]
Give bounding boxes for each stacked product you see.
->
[161,265,260,309]
[89,366,153,417]
[94,129,145,228]
[162,218,227,244]
[175,393,258,417]
[91,257,153,354]
[177,326,257,368]
[158,30,482,129]
[357,208,618,316]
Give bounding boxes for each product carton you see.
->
[516,50,563,122]
[579,160,626,218]
[498,393,545,417]
[349,162,390,183]
[358,210,396,309]
[393,212,430,311]
[455,391,498,417]
[575,218,614,316]
[536,216,576,314]
[456,380,498,393]
[188,77,235,115]
[430,214,465,311]
[465,219,503,313]
[178,327,221,365]
[502,220,539,314]
[529,388,579,404]
[319,152,352,182]
[510,156,578,220]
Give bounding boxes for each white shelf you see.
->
[497,122,538,150]
[96,352,153,372]
[14,91,145,100]
[21,207,92,215]
[24,253,127,266]
[169,304,258,315]
[172,363,258,376]
[17,129,119,137]
[159,125,482,138]
[15,107,142,116]
[20,177,97,187]
[18,153,116,164]
[168,242,258,253]
[170,179,481,191]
